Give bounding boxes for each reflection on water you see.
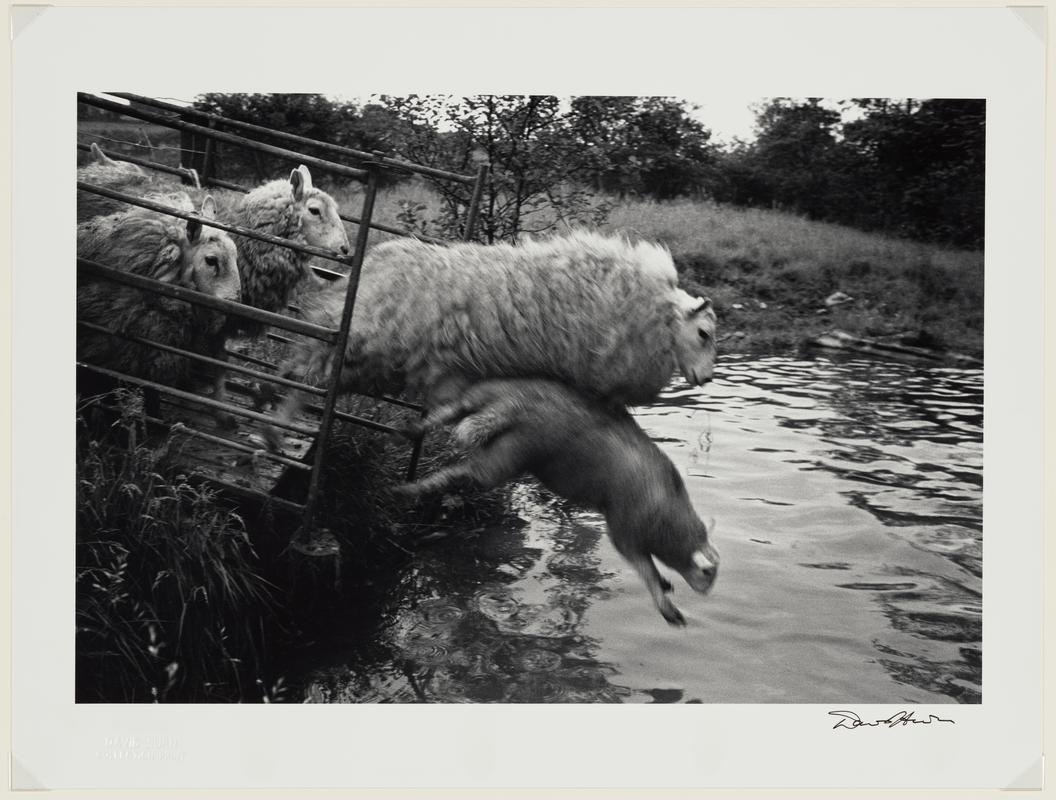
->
[301,354,983,704]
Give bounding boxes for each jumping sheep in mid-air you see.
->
[77,143,199,223]
[77,195,241,424]
[224,165,350,328]
[267,231,717,446]
[400,377,720,626]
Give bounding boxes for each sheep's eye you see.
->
[309,206,322,217]
[698,329,711,342]
[205,255,220,274]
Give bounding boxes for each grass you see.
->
[604,198,984,355]
[328,184,983,356]
[76,390,288,703]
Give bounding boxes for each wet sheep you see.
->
[400,378,720,626]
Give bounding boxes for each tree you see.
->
[745,98,846,217]
[566,96,718,199]
[709,97,985,248]
[378,94,610,243]
[192,93,395,186]
[841,99,984,247]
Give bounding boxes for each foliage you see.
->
[178,93,983,247]
[713,98,985,248]
[76,391,285,702]
[566,96,719,199]
[191,93,399,188]
[375,95,612,242]
[604,194,984,354]
[840,99,985,247]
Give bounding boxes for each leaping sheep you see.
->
[399,377,721,626]
[77,194,241,425]
[267,230,717,446]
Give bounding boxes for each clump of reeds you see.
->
[76,389,287,703]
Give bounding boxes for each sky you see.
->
[681,96,763,144]
[337,93,772,145]
[109,92,861,147]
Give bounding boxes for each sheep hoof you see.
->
[263,427,285,452]
[392,482,421,497]
[399,424,424,440]
[215,411,238,431]
[660,601,686,627]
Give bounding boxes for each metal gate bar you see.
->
[402,161,489,479]
[78,183,355,276]
[92,401,313,473]
[78,257,339,343]
[79,142,449,246]
[108,92,478,186]
[300,167,380,531]
[78,362,321,438]
[78,93,368,184]
[76,142,200,186]
[78,95,487,531]
[77,320,329,399]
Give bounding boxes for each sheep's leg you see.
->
[622,551,685,627]
[211,355,237,431]
[264,386,308,451]
[401,387,491,439]
[398,433,529,497]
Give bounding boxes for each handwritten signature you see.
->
[828,710,955,730]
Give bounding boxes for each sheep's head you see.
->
[184,196,240,303]
[673,291,717,386]
[662,517,720,599]
[288,165,350,258]
[80,143,149,183]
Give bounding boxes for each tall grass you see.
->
[604,197,983,354]
[327,184,983,354]
[76,390,287,703]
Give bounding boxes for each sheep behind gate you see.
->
[77,143,200,224]
[77,194,241,426]
[224,165,350,333]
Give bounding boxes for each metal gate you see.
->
[76,92,488,532]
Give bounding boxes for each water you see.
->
[299,354,983,704]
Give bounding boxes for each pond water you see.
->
[298,353,983,704]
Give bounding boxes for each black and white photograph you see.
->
[11,4,1045,792]
[73,90,985,706]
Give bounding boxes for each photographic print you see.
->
[13,5,1044,791]
[74,91,984,706]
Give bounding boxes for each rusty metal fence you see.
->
[76,92,488,531]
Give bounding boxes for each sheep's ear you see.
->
[290,164,313,201]
[690,297,713,317]
[692,550,715,571]
[200,195,217,220]
[153,244,183,282]
[90,142,111,164]
[187,215,202,245]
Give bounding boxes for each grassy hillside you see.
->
[333,184,984,357]
[603,199,983,356]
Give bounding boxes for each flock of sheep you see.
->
[76,143,721,625]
